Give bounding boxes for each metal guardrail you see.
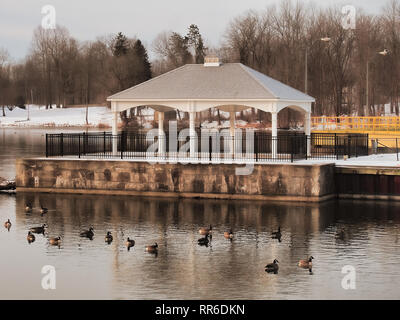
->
[46,132,369,162]
[312,116,400,131]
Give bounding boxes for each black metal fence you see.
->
[45,131,369,162]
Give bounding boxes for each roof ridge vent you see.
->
[204,55,221,67]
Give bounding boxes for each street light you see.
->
[366,49,390,113]
[305,37,331,94]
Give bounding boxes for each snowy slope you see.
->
[0,105,113,127]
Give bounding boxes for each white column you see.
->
[158,111,165,156]
[305,111,311,156]
[271,112,277,159]
[112,111,118,155]
[229,111,235,158]
[189,111,196,159]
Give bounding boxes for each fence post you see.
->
[209,135,212,162]
[120,133,124,159]
[45,134,48,157]
[83,132,86,155]
[78,134,81,159]
[103,131,106,155]
[290,136,294,163]
[355,136,358,157]
[60,133,64,157]
[335,133,338,160]
[255,133,259,162]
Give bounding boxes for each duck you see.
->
[49,236,61,246]
[336,229,346,240]
[125,237,135,250]
[40,205,48,214]
[224,229,233,239]
[80,227,94,239]
[272,226,281,239]
[25,203,32,213]
[4,219,11,229]
[30,224,47,234]
[198,234,211,246]
[199,225,212,235]
[298,256,314,271]
[105,231,113,243]
[27,231,35,243]
[265,259,279,273]
[145,243,158,253]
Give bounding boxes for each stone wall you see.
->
[15,159,336,202]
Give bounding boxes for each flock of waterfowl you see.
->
[4,204,316,274]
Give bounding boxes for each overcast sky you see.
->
[0,0,388,61]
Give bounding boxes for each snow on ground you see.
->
[0,105,113,128]
[297,153,400,167]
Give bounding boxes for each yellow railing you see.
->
[312,116,400,131]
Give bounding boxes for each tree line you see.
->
[1,0,400,117]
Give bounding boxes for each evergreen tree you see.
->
[112,32,129,57]
[132,39,152,82]
[187,24,206,64]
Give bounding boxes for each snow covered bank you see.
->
[297,153,400,167]
[0,105,113,128]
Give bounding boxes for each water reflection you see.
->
[1,192,399,299]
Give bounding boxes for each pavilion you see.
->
[107,57,315,159]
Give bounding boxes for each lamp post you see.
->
[305,37,331,94]
[366,49,389,114]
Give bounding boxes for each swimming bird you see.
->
[105,231,113,244]
[145,243,158,253]
[298,256,314,272]
[336,229,346,240]
[224,229,233,239]
[125,237,135,251]
[30,224,47,234]
[80,227,94,239]
[49,236,61,246]
[272,226,281,239]
[4,219,11,230]
[25,203,32,213]
[199,225,212,235]
[198,234,211,246]
[265,259,279,274]
[40,205,48,215]
[27,231,35,243]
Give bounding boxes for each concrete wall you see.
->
[15,159,336,202]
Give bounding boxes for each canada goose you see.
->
[40,206,48,214]
[80,227,94,239]
[4,219,11,229]
[265,259,279,273]
[49,236,61,246]
[198,234,211,246]
[105,231,113,243]
[30,224,47,234]
[125,237,135,250]
[272,226,281,239]
[27,231,35,243]
[145,243,158,253]
[336,229,345,240]
[224,229,233,239]
[25,203,32,213]
[199,225,212,235]
[298,256,314,271]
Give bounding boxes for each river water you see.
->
[1,128,400,299]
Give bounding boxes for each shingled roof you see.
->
[107,63,315,102]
